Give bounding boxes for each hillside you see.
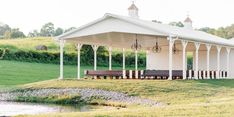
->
[16,79,234,117]
[0,37,75,52]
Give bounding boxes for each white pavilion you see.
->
[56,2,234,80]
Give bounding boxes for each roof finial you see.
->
[187,11,190,17]
[128,0,139,18]
[183,12,193,29]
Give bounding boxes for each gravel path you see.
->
[0,88,160,106]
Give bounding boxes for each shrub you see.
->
[2,49,146,67]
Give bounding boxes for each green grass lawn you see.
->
[1,60,234,117]
[2,37,232,116]
[22,79,234,117]
[0,60,141,85]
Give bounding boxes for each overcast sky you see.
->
[0,0,233,33]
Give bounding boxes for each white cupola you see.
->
[183,16,193,29]
[128,1,139,18]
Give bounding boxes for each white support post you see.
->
[195,42,200,80]
[129,70,132,79]
[92,45,99,71]
[182,40,188,80]
[168,37,174,80]
[216,46,221,79]
[198,70,202,79]
[59,40,65,80]
[211,71,214,79]
[122,48,126,79]
[140,70,144,79]
[203,70,206,79]
[77,44,83,80]
[108,47,112,70]
[206,44,211,79]
[135,50,138,70]
[189,70,192,79]
[226,47,231,78]
[135,50,138,78]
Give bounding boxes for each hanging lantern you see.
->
[152,38,161,53]
[173,43,178,54]
[131,34,142,51]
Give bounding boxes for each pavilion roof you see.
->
[57,13,234,47]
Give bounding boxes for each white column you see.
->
[168,37,174,80]
[226,47,231,78]
[123,48,126,70]
[122,48,126,78]
[182,40,188,80]
[135,50,138,78]
[135,50,138,70]
[206,44,211,79]
[108,47,112,70]
[194,42,200,80]
[92,45,99,70]
[216,46,221,79]
[59,40,65,80]
[77,44,83,80]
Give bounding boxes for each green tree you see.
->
[226,24,234,39]
[10,28,25,38]
[64,27,76,33]
[169,21,184,27]
[215,27,227,38]
[199,27,216,35]
[28,30,40,37]
[0,24,11,36]
[3,30,11,39]
[199,25,234,39]
[54,27,64,36]
[40,22,55,37]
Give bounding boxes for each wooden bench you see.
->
[85,70,123,79]
[85,70,228,80]
[142,70,183,80]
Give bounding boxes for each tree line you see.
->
[0,22,76,39]
[159,21,234,39]
[0,21,234,39]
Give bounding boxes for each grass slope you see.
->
[0,37,75,52]
[21,79,234,117]
[0,60,139,85]
[0,37,146,53]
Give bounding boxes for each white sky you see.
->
[0,0,233,34]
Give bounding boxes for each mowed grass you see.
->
[22,79,234,117]
[0,60,140,85]
[1,60,234,116]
